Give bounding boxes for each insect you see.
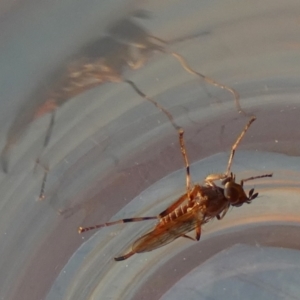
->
[1,13,243,175]
[78,116,272,261]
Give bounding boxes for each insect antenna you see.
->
[240,173,273,186]
[78,216,158,233]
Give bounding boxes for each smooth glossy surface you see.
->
[0,1,300,300]
[47,151,300,299]
[161,244,300,300]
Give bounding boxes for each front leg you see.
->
[205,117,257,186]
[216,204,230,220]
[205,173,228,186]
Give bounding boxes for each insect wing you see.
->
[132,209,203,254]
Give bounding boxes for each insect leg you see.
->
[114,251,135,261]
[124,79,195,201]
[78,216,158,233]
[224,116,256,177]
[43,111,56,148]
[181,234,196,241]
[38,171,48,201]
[1,143,12,173]
[216,204,230,220]
[32,111,56,200]
[179,129,193,200]
[124,79,193,199]
[148,30,208,47]
[124,79,182,132]
[164,50,245,115]
[195,222,201,241]
[181,219,201,241]
[35,159,49,200]
[205,118,256,185]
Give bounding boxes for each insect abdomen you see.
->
[161,204,190,224]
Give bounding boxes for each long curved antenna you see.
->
[240,173,273,186]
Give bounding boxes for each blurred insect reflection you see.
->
[1,11,245,203]
[79,117,272,261]
[1,12,242,165]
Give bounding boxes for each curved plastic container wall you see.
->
[0,1,300,300]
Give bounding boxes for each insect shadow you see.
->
[79,116,272,261]
[1,12,243,175]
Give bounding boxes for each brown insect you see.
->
[78,116,272,261]
[1,13,244,176]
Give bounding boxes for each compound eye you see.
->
[224,182,248,205]
[224,184,240,204]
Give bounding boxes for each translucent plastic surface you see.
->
[0,1,300,300]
